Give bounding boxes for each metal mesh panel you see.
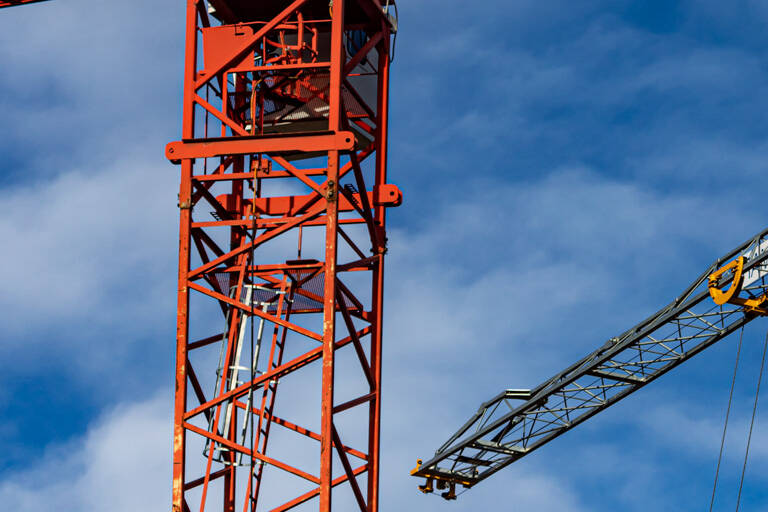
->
[258,73,371,125]
[287,269,357,312]
[264,74,330,124]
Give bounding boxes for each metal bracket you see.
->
[708,256,768,315]
[411,459,473,499]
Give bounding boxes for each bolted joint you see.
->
[325,180,337,202]
[372,226,388,254]
[176,194,191,209]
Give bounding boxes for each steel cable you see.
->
[735,327,768,511]
[709,326,744,512]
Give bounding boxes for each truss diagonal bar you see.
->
[191,0,309,90]
[183,325,371,421]
[271,464,369,512]
[231,401,368,460]
[183,422,321,484]
[188,203,326,279]
[187,281,322,341]
[0,0,49,7]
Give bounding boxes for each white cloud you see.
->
[0,0,180,138]
[0,0,182,363]
[385,167,747,376]
[0,151,178,337]
[0,391,171,512]
[0,387,585,512]
[639,403,768,468]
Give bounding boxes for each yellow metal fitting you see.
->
[441,482,457,501]
[411,457,474,496]
[708,256,768,315]
[418,478,434,494]
[708,257,745,305]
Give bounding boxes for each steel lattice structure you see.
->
[412,227,768,499]
[168,1,398,511]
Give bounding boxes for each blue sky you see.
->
[2,0,768,510]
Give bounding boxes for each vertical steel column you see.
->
[367,27,391,512]
[169,2,398,511]
[320,2,344,509]
[172,3,199,511]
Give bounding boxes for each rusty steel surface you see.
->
[169,1,397,511]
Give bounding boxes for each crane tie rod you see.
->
[708,326,744,512]
[735,326,768,511]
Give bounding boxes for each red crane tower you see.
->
[165,1,399,512]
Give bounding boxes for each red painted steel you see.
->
[170,1,397,511]
[0,0,49,7]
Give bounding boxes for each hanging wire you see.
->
[709,326,745,512]
[388,1,398,63]
[735,327,768,511]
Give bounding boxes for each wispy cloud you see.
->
[0,391,171,511]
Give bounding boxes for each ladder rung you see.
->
[471,440,526,455]
[455,455,492,466]
[587,369,646,385]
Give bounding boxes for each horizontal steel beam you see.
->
[166,131,355,163]
[586,369,646,384]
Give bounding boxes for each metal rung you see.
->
[471,440,526,455]
[455,455,492,466]
[504,389,532,400]
[587,369,646,385]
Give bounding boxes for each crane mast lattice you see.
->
[167,1,398,511]
[412,228,768,499]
